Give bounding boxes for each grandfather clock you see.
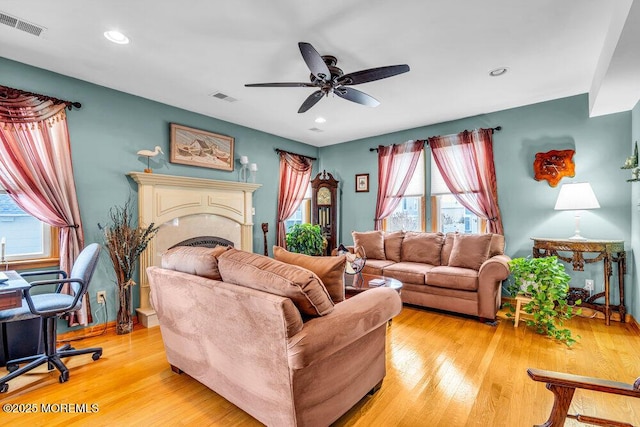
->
[311,170,339,255]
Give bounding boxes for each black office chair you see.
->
[0,243,103,393]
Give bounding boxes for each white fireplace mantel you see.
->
[128,172,261,327]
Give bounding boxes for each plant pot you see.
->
[116,284,133,335]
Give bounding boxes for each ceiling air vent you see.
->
[0,11,46,37]
[308,127,324,133]
[209,91,237,103]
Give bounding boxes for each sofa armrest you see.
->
[287,287,402,369]
[478,254,511,283]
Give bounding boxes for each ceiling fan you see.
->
[245,42,410,113]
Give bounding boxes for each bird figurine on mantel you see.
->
[137,146,164,173]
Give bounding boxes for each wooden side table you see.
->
[513,295,532,328]
[531,238,625,325]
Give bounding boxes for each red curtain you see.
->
[276,151,313,247]
[374,140,425,230]
[0,86,89,325]
[428,128,503,234]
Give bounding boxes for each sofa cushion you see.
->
[384,231,404,262]
[382,262,436,285]
[218,248,334,317]
[361,259,396,276]
[273,245,346,303]
[448,233,492,270]
[426,265,479,291]
[400,232,444,265]
[440,233,455,265]
[352,230,385,260]
[161,245,231,280]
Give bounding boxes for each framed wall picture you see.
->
[170,123,234,171]
[355,173,369,192]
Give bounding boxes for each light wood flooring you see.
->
[2,305,640,426]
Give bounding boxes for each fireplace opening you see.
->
[169,236,234,249]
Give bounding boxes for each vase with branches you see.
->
[99,199,158,334]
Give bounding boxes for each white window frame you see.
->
[383,150,426,232]
[0,189,59,269]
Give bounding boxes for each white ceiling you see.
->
[1,1,639,147]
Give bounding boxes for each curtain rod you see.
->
[275,148,317,161]
[0,85,81,110]
[368,126,502,152]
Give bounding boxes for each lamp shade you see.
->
[554,182,600,211]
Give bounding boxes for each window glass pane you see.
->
[386,196,422,232]
[0,193,48,258]
[438,195,480,234]
[284,203,305,232]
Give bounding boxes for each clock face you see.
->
[317,187,331,205]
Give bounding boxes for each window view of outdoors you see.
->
[387,196,422,232]
[439,194,480,234]
[284,203,305,232]
[0,193,45,257]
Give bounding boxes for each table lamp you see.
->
[554,182,600,241]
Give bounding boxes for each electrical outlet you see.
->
[585,279,594,293]
[97,291,106,304]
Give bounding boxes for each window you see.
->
[0,191,59,269]
[429,155,485,234]
[284,184,311,232]
[384,150,425,232]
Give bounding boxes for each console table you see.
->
[531,238,625,325]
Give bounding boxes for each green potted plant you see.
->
[285,223,324,255]
[505,256,581,346]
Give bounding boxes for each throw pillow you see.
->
[447,234,492,271]
[161,245,231,280]
[352,230,385,260]
[218,248,334,317]
[384,231,404,262]
[401,232,445,265]
[273,245,346,303]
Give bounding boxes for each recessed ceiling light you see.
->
[104,30,130,45]
[315,117,326,124]
[489,67,508,77]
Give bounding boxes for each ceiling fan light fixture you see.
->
[315,117,326,124]
[489,67,508,77]
[104,30,130,45]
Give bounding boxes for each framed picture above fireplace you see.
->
[170,123,235,171]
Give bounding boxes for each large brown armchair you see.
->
[147,246,402,426]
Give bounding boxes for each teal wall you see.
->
[0,57,318,331]
[320,94,634,317]
[2,56,637,326]
[630,100,640,320]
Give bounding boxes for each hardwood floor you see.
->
[2,305,640,426]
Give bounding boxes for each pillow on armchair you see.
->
[161,245,231,280]
[218,248,334,317]
[273,246,346,303]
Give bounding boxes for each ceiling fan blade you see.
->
[245,82,316,88]
[338,64,410,85]
[299,42,331,82]
[298,90,324,113]
[334,87,380,107]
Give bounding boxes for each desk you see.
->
[0,271,41,367]
[0,270,30,310]
[531,238,625,325]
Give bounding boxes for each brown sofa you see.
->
[147,246,402,427]
[349,231,510,322]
